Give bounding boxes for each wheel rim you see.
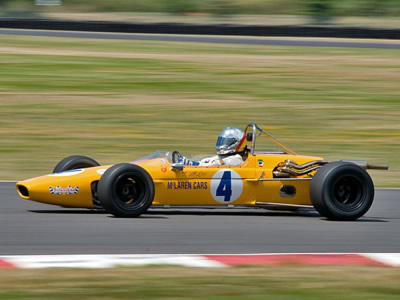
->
[113,173,147,210]
[332,175,364,212]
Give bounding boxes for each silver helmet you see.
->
[216,127,246,155]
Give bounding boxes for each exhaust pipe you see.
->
[274,159,389,178]
[278,160,328,170]
[274,159,327,178]
[274,165,322,177]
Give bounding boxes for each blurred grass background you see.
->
[0,265,399,299]
[1,0,400,28]
[1,0,400,16]
[0,35,398,185]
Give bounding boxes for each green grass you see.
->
[2,0,400,16]
[0,35,399,186]
[0,266,399,299]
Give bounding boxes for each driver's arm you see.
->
[177,155,200,166]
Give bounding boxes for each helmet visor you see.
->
[216,136,238,148]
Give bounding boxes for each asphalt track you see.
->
[1,182,399,255]
[1,28,400,49]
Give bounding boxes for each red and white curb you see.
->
[1,253,400,268]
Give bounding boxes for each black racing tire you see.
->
[310,162,374,221]
[53,155,100,173]
[97,163,155,218]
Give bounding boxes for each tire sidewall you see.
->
[310,162,374,221]
[98,163,155,218]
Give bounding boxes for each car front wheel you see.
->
[53,155,100,173]
[97,163,155,218]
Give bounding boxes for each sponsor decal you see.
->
[48,169,84,177]
[167,181,208,190]
[96,169,107,175]
[49,185,79,195]
[187,171,207,176]
[257,159,264,167]
[210,169,243,203]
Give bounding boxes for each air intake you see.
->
[280,185,296,198]
[17,185,29,197]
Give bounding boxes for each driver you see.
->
[176,127,248,166]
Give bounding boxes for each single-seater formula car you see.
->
[16,123,388,220]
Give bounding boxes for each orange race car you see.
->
[16,123,388,220]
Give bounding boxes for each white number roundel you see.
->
[210,169,243,203]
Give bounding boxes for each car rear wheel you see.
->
[97,163,155,218]
[310,162,374,221]
[53,155,100,173]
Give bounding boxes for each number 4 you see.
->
[216,171,232,202]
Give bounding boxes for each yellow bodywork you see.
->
[16,152,323,209]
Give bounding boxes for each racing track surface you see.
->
[1,29,400,49]
[1,182,399,255]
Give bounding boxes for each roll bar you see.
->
[244,122,297,156]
